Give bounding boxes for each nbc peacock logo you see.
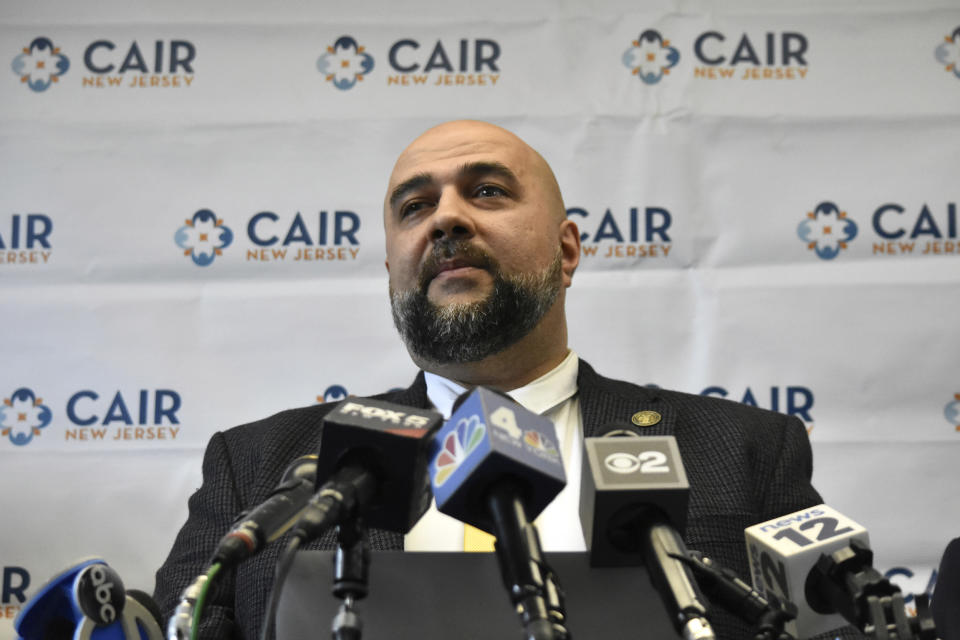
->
[523,430,559,458]
[433,414,485,486]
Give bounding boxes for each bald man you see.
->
[154,121,853,639]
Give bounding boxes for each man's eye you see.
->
[474,184,507,198]
[400,200,430,218]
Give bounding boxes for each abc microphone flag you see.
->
[745,504,869,639]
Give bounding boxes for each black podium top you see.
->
[277,551,674,639]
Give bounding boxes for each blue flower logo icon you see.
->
[12,37,70,92]
[318,36,374,90]
[319,385,349,403]
[798,202,859,260]
[623,30,680,84]
[175,209,233,267]
[946,394,960,432]
[1,388,52,446]
[935,27,960,80]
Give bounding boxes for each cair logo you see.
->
[934,26,960,80]
[567,206,673,260]
[12,37,195,91]
[64,388,182,442]
[0,388,52,446]
[0,213,53,265]
[317,36,374,90]
[317,34,502,90]
[245,210,361,262]
[946,393,960,432]
[317,384,350,404]
[798,201,958,260]
[884,566,937,616]
[175,209,233,266]
[175,208,364,266]
[11,37,70,92]
[700,385,815,430]
[623,28,809,83]
[622,31,680,85]
[797,201,858,260]
[2,566,29,619]
[81,39,196,89]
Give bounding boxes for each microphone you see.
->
[578,429,715,640]
[428,387,568,640]
[15,558,163,640]
[211,454,318,566]
[292,397,443,540]
[746,504,885,639]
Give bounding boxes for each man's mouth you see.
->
[418,247,495,291]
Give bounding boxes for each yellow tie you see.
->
[463,524,496,552]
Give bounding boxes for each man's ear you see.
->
[559,219,580,286]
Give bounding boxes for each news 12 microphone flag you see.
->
[1,0,958,636]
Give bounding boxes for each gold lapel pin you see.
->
[631,410,662,427]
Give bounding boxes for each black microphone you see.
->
[578,428,715,639]
[933,538,960,640]
[15,559,164,640]
[291,397,443,541]
[428,387,569,640]
[211,454,318,566]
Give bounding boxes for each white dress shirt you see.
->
[404,350,587,552]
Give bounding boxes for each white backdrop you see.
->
[2,0,959,635]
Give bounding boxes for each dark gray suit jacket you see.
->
[153,360,857,639]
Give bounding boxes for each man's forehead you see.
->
[389,127,533,186]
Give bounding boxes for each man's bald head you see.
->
[384,120,566,224]
[381,120,581,386]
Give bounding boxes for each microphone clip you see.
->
[805,539,938,640]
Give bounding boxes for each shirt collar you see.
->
[424,350,579,419]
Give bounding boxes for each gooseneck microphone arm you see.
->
[671,551,797,640]
[487,479,571,640]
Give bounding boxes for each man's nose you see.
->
[430,191,476,241]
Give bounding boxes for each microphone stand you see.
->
[806,540,938,640]
[487,480,571,640]
[643,522,715,640]
[329,519,370,640]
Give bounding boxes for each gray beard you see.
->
[390,248,562,365]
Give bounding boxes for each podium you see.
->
[277,551,674,639]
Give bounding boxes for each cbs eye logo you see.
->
[603,450,670,474]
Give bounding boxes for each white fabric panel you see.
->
[2,2,958,636]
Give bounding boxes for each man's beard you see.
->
[390,240,563,365]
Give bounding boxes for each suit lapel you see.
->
[577,359,677,440]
